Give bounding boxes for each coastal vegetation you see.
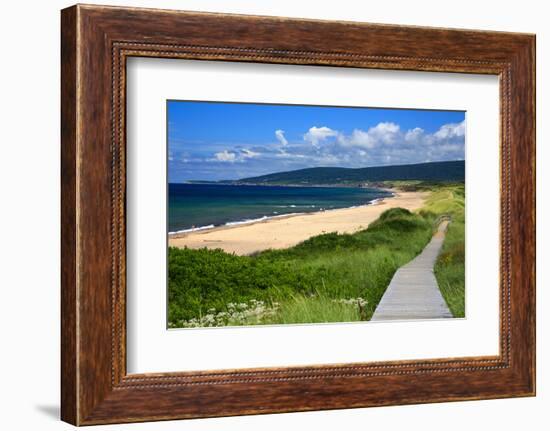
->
[430,185,466,317]
[168,182,465,327]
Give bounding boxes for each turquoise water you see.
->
[168,183,392,233]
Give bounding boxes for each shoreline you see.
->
[169,190,428,255]
[168,197,389,239]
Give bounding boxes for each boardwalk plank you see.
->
[371,220,453,321]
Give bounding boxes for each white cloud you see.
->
[338,122,401,149]
[213,150,237,162]
[433,120,465,140]
[405,127,425,143]
[303,126,339,147]
[204,120,464,171]
[240,148,260,159]
[212,148,260,163]
[369,122,400,145]
[346,129,375,149]
[275,129,288,146]
[336,120,465,154]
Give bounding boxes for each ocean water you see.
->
[168,183,392,234]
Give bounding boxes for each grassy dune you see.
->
[168,183,465,328]
[428,186,466,317]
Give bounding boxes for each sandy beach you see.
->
[169,190,429,255]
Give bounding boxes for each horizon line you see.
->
[170,159,465,184]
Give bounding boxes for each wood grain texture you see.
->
[60,6,78,425]
[60,4,536,425]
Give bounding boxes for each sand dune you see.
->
[169,191,428,256]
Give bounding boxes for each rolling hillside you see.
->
[235,160,465,185]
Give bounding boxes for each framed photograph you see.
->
[61,4,535,425]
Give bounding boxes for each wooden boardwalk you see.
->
[371,219,453,321]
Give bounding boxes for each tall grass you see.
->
[168,206,435,327]
[168,183,465,327]
[270,292,361,325]
[428,185,466,317]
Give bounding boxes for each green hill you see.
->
[235,160,464,185]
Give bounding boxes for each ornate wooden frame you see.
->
[61,4,536,425]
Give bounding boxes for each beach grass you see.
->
[429,185,466,317]
[269,291,362,325]
[169,206,435,327]
[168,182,465,327]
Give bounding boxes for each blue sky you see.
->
[168,100,465,182]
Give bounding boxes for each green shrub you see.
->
[168,182,465,326]
[168,200,443,326]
